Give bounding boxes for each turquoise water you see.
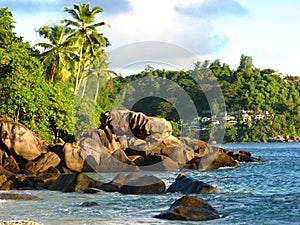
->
[0,142,299,224]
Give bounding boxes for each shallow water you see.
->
[0,142,299,224]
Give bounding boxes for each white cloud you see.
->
[106,0,241,58]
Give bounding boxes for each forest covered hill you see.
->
[110,56,300,143]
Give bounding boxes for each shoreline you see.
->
[220,140,300,144]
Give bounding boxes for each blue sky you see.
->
[1,0,300,76]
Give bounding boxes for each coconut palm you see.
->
[36,25,76,83]
[62,2,110,94]
[78,53,116,102]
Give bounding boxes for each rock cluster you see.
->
[0,110,263,221]
[0,110,262,191]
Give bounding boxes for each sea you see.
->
[0,142,299,225]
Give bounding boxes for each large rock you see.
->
[78,132,110,172]
[24,152,60,174]
[180,136,213,156]
[154,195,220,221]
[0,174,30,190]
[136,155,179,171]
[0,174,8,187]
[125,137,162,157]
[103,110,152,139]
[96,149,136,172]
[119,175,165,194]
[98,126,121,153]
[199,151,240,170]
[103,110,172,152]
[0,120,46,161]
[223,150,261,162]
[0,166,13,175]
[79,131,135,172]
[51,143,85,172]
[166,174,216,194]
[0,151,19,173]
[109,172,141,188]
[34,167,61,188]
[48,173,95,192]
[167,141,194,168]
[11,174,30,189]
[88,172,142,192]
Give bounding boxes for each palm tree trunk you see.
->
[78,72,85,94]
[49,62,55,83]
[74,39,85,95]
[81,81,87,98]
[94,78,100,103]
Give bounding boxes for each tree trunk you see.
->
[74,39,85,95]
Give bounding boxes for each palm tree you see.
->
[78,53,115,102]
[36,25,77,83]
[62,2,110,94]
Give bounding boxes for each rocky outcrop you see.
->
[48,173,95,192]
[24,152,60,174]
[166,174,216,194]
[0,111,247,175]
[221,149,261,162]
[154,195,220,221]
[0,110,261,192]
[119,175,166,194]
[109,172,141,188]
[51,142,85,172]
[0,151,19,173]
[184,149,240,170]
[0,119,46,161]
[199,151,240,170]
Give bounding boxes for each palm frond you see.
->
[62,19,81,28]
[35,42,53,50]
[91,6,103,14]
[90,22,110,28]
[63,8,81,22]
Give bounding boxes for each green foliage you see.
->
[170,121,181,137]
[0,6,111,142]
[1,6,299,144]
[47,82,74,142]
[111,56,300,143]
[36,25,77,83]
[73,95,101,138]
[62,2,110,94]
[0,8,51,140]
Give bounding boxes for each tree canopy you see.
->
[0,5,299,144]
[111,59,300,142]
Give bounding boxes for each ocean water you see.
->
[0,142,299,225]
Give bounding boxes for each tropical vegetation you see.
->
[110,56,300,142]
[0,4,299,143]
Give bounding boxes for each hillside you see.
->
[110,56,300,143]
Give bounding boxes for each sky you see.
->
[1,0,300,76]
